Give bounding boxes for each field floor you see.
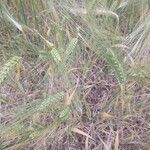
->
[0,1,150,150]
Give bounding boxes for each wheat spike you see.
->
[37,92,64,111]
[51,48,61,64]
[65,38,78,59]
[59,106,71,121]
[0,56,22,85]
[104,49,126,84]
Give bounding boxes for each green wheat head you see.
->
[14,91,65,120]
[65,38,78,59]
[37,91,65,111]
[0,92,65,138]
[51,48,62,64]
[0,56,22,85]
[104,49,126,84]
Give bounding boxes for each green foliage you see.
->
[0,91,65,148]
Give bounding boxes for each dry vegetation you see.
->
[0,0,150,150]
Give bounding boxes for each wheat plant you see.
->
[0,0,150,149]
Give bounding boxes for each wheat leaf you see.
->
[114,131,119,150]
[71,127,94,140]
[6,14,23,32]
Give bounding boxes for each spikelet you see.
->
[65,38,78,59]
[0,56,22,85]
[59,106,71,121]
[0,121,23,137]
[104,49,126,84]
[29,129,43,140]
[51,48,61,64]
[37,92,64,111]
[96,9,119,26]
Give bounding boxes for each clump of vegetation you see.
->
[0,0,150,149]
